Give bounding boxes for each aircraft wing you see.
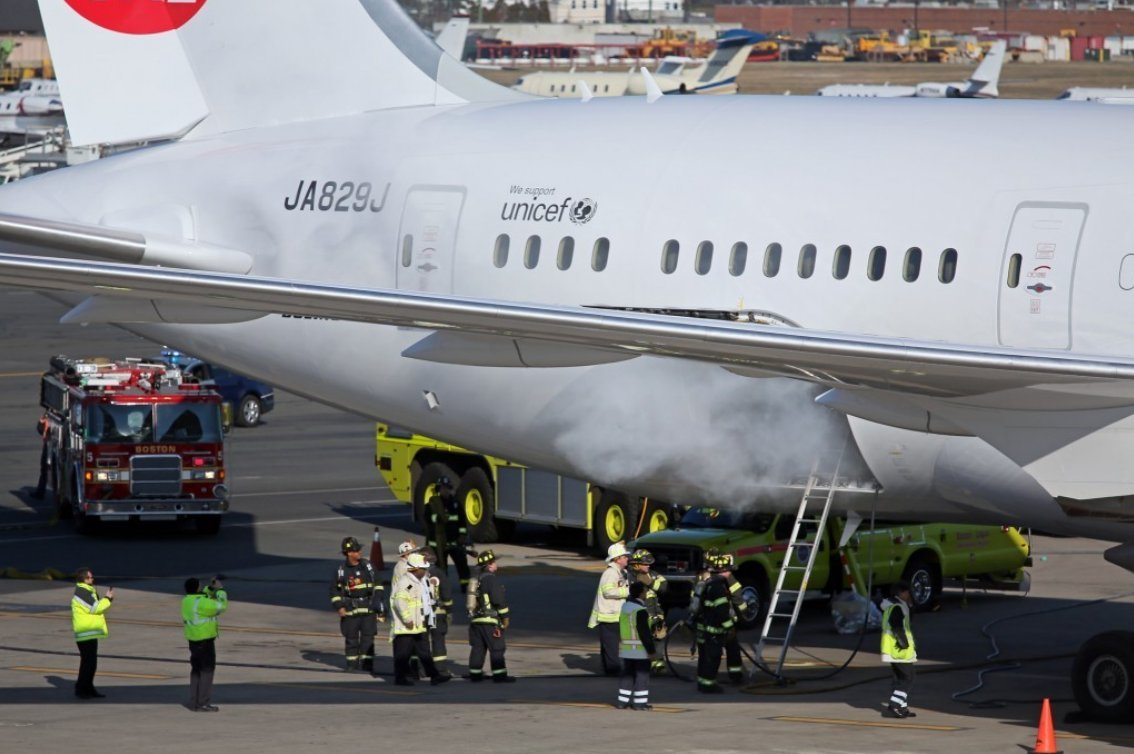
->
[3,249,1134,407]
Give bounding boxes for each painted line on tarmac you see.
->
[235,487,397,500]
[772,715,964,732]
[517,699,688,713]
[9,665,172,680]
[275,681,421,698]
[0,371,44,379]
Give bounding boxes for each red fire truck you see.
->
[39,355,230,534]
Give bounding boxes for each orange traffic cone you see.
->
[1028,698,1062,754]
[369,526,385,571]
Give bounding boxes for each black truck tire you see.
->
[412,461,457,530]
[1073,630,1134,722]
[594,490,640,554]
[457,467,497,542]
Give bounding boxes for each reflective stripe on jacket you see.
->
[618,602,649,659]
[880,599,917,663]
[182,589,228,642]
[391,575,428,636]
[588,564,629,628]
[71,582,111,642]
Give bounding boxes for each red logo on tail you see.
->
[64,0,207,35]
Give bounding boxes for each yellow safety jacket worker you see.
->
[618,601,649,660]
[182,588,228,642]
[588,563,630,628]
[72,582,112,642]
[391,575,429,636]
[880,599,916,663]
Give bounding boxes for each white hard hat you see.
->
[398,541,417,555]
[606,542,629,562]
[407,552,428,570]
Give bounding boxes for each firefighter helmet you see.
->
[436,475,453,491]
[477,550,497,567]
[630,549,655,566]
[341,536,362,554]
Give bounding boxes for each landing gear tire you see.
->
[236,395,262,427]
[1073,630,1134,722]
[412,462,458,532]
[594,490,640,554]
[458,467,497,542]
[902,556,941,611]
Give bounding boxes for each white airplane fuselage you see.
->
[5,94,1134,538]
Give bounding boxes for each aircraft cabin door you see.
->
[396,186,466,294]
[997,202,1087,350]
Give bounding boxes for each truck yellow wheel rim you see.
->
[647,508,669,533]
[604,505,625,542]
[466,489,485,526]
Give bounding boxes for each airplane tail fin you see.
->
[38,0,520,147]
[694,31,764,93]
[436,16,471,61]
[965,40,1007,97]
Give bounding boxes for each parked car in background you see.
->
[160,350,275,427]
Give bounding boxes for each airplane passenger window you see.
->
[592,238,610,271]
[763,243,781,277]
[558,237,575,270]
[798,244,816,279]
[524,235,541,269]
[695,241,714,275]
[1006,253,1022,288]
[729,242,747,277]
[661,240,679,274]
[903,247,922,282]
[868,246,886,281]
[833,245,851,280]
[400,234,413,267]
[494,234,510,268]
[939,248,958,284]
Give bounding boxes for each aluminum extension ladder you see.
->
[753,442,848,681]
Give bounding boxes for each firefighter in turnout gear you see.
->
[615,581,657,710]
[689,553,736,693]
[712,553,746,683]
[467,549,516,683]
[423,548,453,672]
[425,476,473,593]
[390,553,452,686]
[881,581,918,718]
[629,549,669,674]
[588,541,631,676]
[330,536,386,674]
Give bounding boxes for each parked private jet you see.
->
[1,0,1134,720]
[1057,86,1134,102]
[817,40,1007,98]
[511,31,763,97]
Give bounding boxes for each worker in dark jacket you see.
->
[629,548,669,674]
[425,476,472,592]
[467,550,516,683]
[422,548,453,672]
[615,581,657,710]
[689,553,735,694]
[330,536,386,674]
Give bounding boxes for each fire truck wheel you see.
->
[236,395,263,427]
[902,555,941,611]
[594,490,640,554]
[413,462,458,530]
[735,566,769,630]
[458,467,498,543]
[195,516,222,535]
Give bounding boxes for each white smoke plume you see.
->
[534,358,864,509]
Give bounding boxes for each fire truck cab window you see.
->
[157,404,222,443]
[86,404,154,443]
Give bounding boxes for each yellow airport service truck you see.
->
[375,423,676,551]
[631,505,1031,627]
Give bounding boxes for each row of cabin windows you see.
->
[570,0,600,7]
[553,83,611,94]
[493,233,611,272]
[660,240,959,284]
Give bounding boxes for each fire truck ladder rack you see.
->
[752,438,849,683]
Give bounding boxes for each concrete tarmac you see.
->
[3,290,1134,752]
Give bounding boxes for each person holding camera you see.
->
[71,567,113,699]
[182,575,228,712]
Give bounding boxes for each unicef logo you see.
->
[569,198,598,225]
